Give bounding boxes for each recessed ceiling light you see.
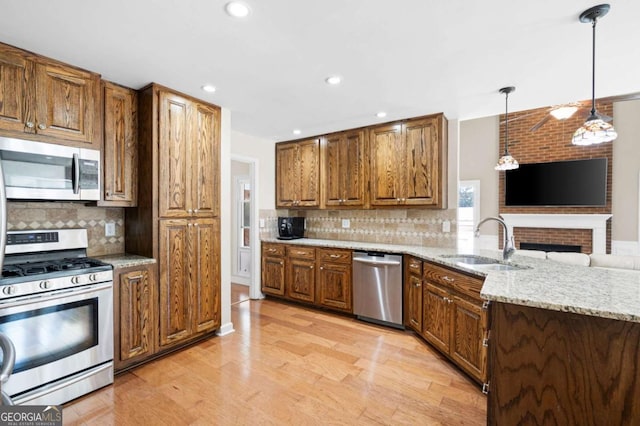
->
[225,1,251,18]
[325,76,342,85]
[376,111,387,118]
[292,129,301,135]
[201,85,216,93]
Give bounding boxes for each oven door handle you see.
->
[0,282,112,309]
[0,332,15,384]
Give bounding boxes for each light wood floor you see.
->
[63,299,487,425]
[231,283,250,305]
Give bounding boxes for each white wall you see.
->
[612,99,640,254]
[230,130,276,210]
[218,108,234,336]
[459,116,500,247]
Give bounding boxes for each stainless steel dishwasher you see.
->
[352,251,403,329]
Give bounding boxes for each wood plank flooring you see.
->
[231,283,250,305]
[63,299,486,425]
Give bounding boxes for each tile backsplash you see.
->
[6,202,125,256]
[260,208,457,247]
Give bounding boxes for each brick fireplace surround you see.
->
[498,101,614,254]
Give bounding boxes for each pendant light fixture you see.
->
[572,4,617,146]
[495,86,519,171]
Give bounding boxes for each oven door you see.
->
[0,282,113,399]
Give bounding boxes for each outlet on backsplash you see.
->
[105,222,116,237]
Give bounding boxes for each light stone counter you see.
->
[95,253,156,269]
[262,238,640,324]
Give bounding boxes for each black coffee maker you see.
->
[277,217,305,240]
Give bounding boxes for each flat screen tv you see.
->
[505,158,607,206]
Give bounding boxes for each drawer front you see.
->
[423,261,483,300]
[286,246,316,260]
[406,256,423,275]
[317,248,351,264]
[262,243,285,257]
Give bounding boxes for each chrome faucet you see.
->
[475,216,516,261]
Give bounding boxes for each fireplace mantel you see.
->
[500,214,612,254]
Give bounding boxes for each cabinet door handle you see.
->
[25,121,35,128]
[37,123,46,130]
[320,266,324,270]
[414,282,422,288]
[279,261,284,265]
[127,274,144,280]
[194,209,199,213]
[309,265,314,269]
[268,248,277,252]
[442,276,455,283]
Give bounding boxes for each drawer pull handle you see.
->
[329,254,341,258]
[296,251,306,255]
[442,276,455,283]
[268,248,277,252]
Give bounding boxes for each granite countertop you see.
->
[95,253,156,269]
[262,237,640,324]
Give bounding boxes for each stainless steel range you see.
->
[0,228,113,405]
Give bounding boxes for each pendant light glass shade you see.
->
[573,4,616,146]
[495,86,518,171]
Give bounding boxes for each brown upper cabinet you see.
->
[276,138,320,208]
[321,129,367,208]
[369,114,447,208]
[158,90,220,218]
[0,42,101,148]
[101,81,137,207]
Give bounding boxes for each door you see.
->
[158,91,190,218]
[103,83,137,205]
[451,295,487,382]
[323,133,343,207]
[317,262,352,312]
[407,273,423,332]
[117,267,154,366]
[192,218,220,333]
[0,47,31,134]
[275,143,298,207]
[287,258,315,302]
[342,130,366,206]
[261,254,285,296]
[422,282,451,353]
[35,61,98,144]
[191,103,219,217]
[369,123,402,206]
[403,117,437,205]
[295,138,320,207]
[158,219,191,347]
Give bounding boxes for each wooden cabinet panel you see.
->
[102,82,137,206]
[322,130,366,208]
[159,91,190,217]
[192,104,219,217]
[158,220,191,348]
[287,258,315,302]
[451,295,487,382]
[192,219,220,333]
[317,248,351,264]
[275,138,320,208]
[422,282,452,353]
[404,256,423,331]
[369,114,447,208]
[286,245,315,260]
[262,255,286,296]
[115,264,156,371]
[35,62,99,144]
[317,261,352,312]
[297,139,320,206]
[0,42,100,147]
[369,124,402,206]
[0,47,31,133]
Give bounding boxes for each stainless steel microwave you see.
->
[0,137,100,201]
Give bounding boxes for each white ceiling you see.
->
[1,0,638,141]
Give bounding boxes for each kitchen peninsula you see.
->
[262,237,640,424]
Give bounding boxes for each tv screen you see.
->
[505,158,607,206]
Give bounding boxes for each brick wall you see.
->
[498,101,613,254]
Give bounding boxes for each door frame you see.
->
[230,154,263,299]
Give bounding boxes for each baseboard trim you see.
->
[216,322,235,336]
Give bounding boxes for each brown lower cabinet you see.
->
[261,243,352,313]
[405,258,489,385]
[113,263,157,372]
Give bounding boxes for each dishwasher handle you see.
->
[353,257,401,266]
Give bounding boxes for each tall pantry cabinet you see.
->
[125,83,221,351]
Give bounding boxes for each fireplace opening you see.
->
[520,242,581,253]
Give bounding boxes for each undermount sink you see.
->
[440,255,499,265]
[440,254,528,272]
